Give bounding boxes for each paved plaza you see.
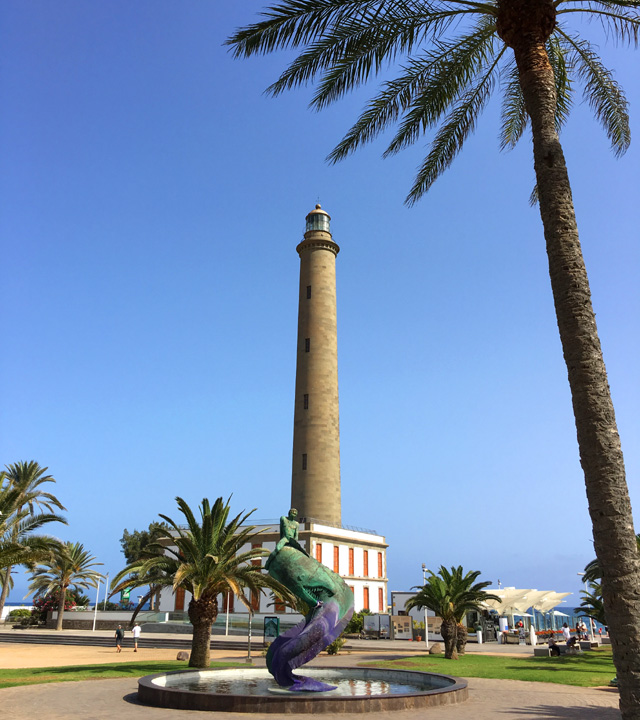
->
[0,630,621,719]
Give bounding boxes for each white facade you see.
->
[158,520,388,616]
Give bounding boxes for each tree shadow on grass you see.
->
[500,706,620,719]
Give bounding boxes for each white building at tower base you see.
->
[158,517,388,617]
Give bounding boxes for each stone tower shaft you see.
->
[290,205,341,526]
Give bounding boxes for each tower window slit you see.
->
[305,338,310,352]
[302,453,307,470]
[306,285,311,299]
[303,394,309,410]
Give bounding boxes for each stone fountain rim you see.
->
[137,665,469,713]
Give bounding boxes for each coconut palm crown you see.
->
[112,496,296,668]
[406,565,500,659]
[228,3,640,715]
[28,541,103,631]
[0,463,67,616]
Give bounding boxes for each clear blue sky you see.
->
[1,1,638,607]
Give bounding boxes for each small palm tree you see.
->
[228,4,640,711]
[579,581,607,628]
[0,464,67,615]
[28,541,103,631]
[112,497,295,668]
[406,565,499,659]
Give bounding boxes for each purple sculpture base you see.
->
[270,677,337,693]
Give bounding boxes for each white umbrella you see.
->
[551,610,570,617]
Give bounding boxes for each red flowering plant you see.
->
[30,592,77,623]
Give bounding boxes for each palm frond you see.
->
[556,29,630,155]
[499,59,527,149]
[384,18,499,157]
[557,2,640,46]
[406,55,501,205]
[305,9,483,108]
[227,1,384,56]
[547,32,573,132]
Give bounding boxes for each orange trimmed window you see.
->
[363,587,370,610]
[252,543,262,567]
[275,597,285,613]
[378,587,384,612]
[348,548,354,575]
[251,589,259,611]
[378,552,383,577]
[315,543,323,563]
[333,546,339,573]
[363,550,369,577]
[174,587,185,612]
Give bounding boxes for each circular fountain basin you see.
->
[138,666,468,713]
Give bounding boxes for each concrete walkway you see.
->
[0,628,620,718]
[0,672,621,719]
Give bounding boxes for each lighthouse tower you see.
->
[290,204,341,526]
[159,204,390,618]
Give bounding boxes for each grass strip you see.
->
[362,647,616,687]
[0,660,244,689]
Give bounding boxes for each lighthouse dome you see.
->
[305,204,331,233]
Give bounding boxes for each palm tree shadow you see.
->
[501,706,620,718]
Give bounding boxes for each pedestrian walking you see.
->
[132,623,141,652]
[115,625,125,653]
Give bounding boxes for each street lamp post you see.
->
[422,564,429,650]
[92,576,102,632]
[577,572,595,640]
[246,611,253,663]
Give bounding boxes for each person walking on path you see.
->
[115,625,124,653]
[132,623,141,652]
[561,623,571,644]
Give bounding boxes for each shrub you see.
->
[7,608,31,619]
[326,637,346,655]
[344,609,372,635]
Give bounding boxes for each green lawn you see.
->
[0,660,244,689]
[363,647,616,687]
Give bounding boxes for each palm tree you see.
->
[28,541,103,631]
[112,496,295,668]
[0,461,67,613]
[579,580,607,627]
[406,565,499,659]
[228,3,640,713]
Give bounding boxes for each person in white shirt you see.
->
[561,623,571,642]
[132,623,141,652]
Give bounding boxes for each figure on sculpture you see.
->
[266,508,308,571]
[265,507,354,692]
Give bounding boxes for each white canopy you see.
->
[481,587,572,615]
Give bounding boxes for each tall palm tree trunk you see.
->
[501,4,640,714]
[56,585,66,631]
[0,567,11,618]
